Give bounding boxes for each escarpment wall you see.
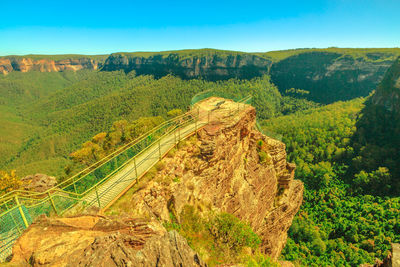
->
[0,57,101,74]
[101,52,272,80]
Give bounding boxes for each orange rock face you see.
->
[10,215,205,267]
[0,57,99,74]
[128,99,304,259]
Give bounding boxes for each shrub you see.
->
[258,151,271,164]
[256,140,264,150]
[167,109,183,118]
[208,212,261,251]
[258,151,267,163]
[180,205,204,233]
[246,253,280,267]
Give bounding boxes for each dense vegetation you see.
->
[262,99,400,266]
[1,70,305,178]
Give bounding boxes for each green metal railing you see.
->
[0,94,253,262]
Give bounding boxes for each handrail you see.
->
[0,113,199,217]
[0,110,196,203]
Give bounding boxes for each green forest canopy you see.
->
[262,99,399,266]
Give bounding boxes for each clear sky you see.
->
[1,0,399,55]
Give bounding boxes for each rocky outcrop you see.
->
[127,98,303,259]
[101,51,272,80]
[0,57,101,74]
[20,173,57,193]
[10,215,206,267]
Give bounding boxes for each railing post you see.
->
[73,177,78,195]
[5,203,22,234]
[95,185,101,208]
[174,130,177,146]
[14,196,29,228]
[158,139,161,160]
[47,192,58,215]
[134,157,138,181]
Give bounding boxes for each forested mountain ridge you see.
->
[100,48,400,103]
[1,48,400,179]
[101,49,272,80]
[2,48,400,103]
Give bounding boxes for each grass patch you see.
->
[256,140,272,165]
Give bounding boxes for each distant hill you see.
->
[2,48,400,103]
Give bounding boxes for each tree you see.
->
[0,170,21,194]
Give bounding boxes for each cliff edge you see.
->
[124,97,304,259]
[0,56,103,74]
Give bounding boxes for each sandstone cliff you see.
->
[9,215,206,267]
[101,51,272,80]
[269,51,397,103]
[124,98,303,259]
[99,49,399,103]
[0,56,102,74]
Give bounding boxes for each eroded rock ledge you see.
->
[0,57,99,74]
[128,98,304,259]
[10,215,205,267]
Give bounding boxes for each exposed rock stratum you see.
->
[10,215,206,267]
[127,97,304,259]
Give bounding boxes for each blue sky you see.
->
[1,0,399,55]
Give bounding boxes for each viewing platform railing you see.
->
[0,94,252,262]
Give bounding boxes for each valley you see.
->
[0,48,399,266]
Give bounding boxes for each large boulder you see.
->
[10,215,206,267]
[21,173,57,193]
